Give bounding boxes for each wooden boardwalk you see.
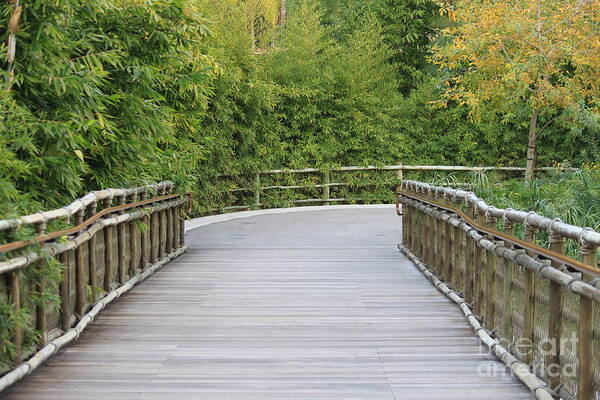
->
[3,207,532,400]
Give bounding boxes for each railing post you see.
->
[400,183,409,248]
[157,190,166,260]
[74,208,86,317]
[484,213,497,329]
[254,173,261,207]
[444,207,454,283]
[117,195,127,284]
[103,196,114,292]
[452,195,463,291]
[433,192,443,273]
[139,189,149,270]
[396,164,403,215]
[322,171,330,206]
[522,222,538,365]
[422,192,431,266]
[88,201,98,304]
[577,240,597,400]
[487,239,502,331]
[59,250,71,330]
[9,270,22,363]
[546,227,565,389]
[417,188,425,259]
[472,207,484,315]
[179,196,186,247]
[34,220,48,345]
[464,202,475,304]
[502,219,515,345]
[150,196,158,264]
[127,193,138,277]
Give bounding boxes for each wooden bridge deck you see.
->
[3,207,532,400]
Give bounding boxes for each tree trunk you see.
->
[278,0,287,26]
[525,109,539,181]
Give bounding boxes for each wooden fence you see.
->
[398,180,600,400]
[213,164,573,213]
[0,182,189,389]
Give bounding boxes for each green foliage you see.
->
[2,0,598,216]
[262,1,408,167]
[325,0,443,93]
[1,0,216,218]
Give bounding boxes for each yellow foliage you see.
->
[431,0,600,117]
[241,0,281,27]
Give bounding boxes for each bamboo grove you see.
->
[1,0,598,218]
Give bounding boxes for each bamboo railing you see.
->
[0,182,190,390]
[398,180,600,400]
[213,164,575,213]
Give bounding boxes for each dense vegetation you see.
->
[1,0,598,217]
[0,0,599,373]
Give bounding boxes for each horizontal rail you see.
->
[0,194,185,254]
[403,180,600,248]
[399,189,600,278]
[0,182,174,232]
[210,198,361,212]
[229,183,346,192]
[218,164,575,177]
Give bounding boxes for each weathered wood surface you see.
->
[3,208,532,399]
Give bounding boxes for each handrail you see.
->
[217,164,576,177]
[0,194,182,254]
[399,189,600,278]
[0,182,174,232]
[403,180,600,248]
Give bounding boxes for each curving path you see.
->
[4,206,532,399]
